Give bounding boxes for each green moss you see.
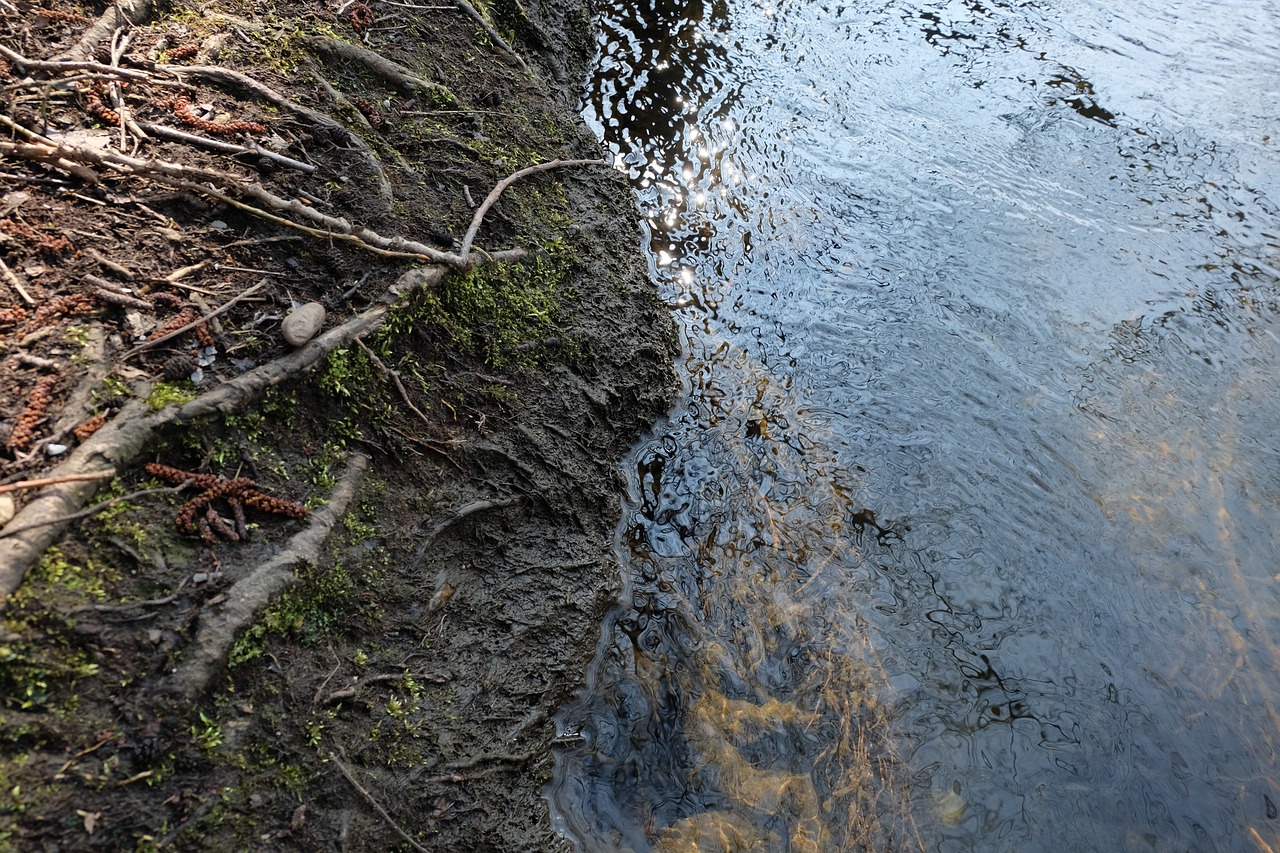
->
[190,712,224,753]
[97,374,132,401]
[89,498,148,552]
[145,381,197,412]
[317,347,374,400]
[380,239,576,367]
[226,559,356,667]
[341,509,377,544]
[17,546,117,604]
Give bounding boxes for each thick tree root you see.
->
[54,0,150,61]
[0,267,444,607]
[0,133,517,267]
[166,452,369,701]
[300,37,458,107]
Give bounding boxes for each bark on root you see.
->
[55,0,150,61]
[166,452,369,701]
[0,267,445,607]
[301,37,459,107]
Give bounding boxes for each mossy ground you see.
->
[0,0,676,850]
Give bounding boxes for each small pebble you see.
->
[0,494,15,527]
[281,301,325,347]
[46,443,68,456]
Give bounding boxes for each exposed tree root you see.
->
[409,496,522,563]
[459,158,607,259]
[331,747,430,853]
[0,266,444,607]
[451,0,529,74]
[300,36,458,107]
[156,63,395,209]
[165,452,368,701]
[53,0,151,62]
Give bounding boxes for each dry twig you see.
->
[0,483,190,540]
[459,158,607,259]
[0,471,116,495]
[0,257,34,304]
[330,748,430,853]
[122,279,265,359]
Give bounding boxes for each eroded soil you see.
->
[0,0,675,849]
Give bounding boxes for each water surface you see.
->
[551,0,1280,849]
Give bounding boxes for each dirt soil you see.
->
[0,0,676,849]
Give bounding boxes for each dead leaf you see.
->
[0,190,31,216]
[290,803,307,831]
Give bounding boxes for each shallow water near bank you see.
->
[549,0,1280,849]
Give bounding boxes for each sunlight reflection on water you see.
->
[550,0,1280,849]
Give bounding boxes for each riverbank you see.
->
[0,1,675,849]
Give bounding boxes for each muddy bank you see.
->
[0,1,674,849]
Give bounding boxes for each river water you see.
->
[549,0,1280,850]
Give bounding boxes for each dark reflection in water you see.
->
[551,0,1280,850]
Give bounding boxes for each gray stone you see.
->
[281,302,325,347]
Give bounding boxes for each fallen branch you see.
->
[459,158,606,260]
[0,135,520,268]
[330,749,430,853]
[136,122,316,173]
[156,63,393,207]
[0,44,151,82]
